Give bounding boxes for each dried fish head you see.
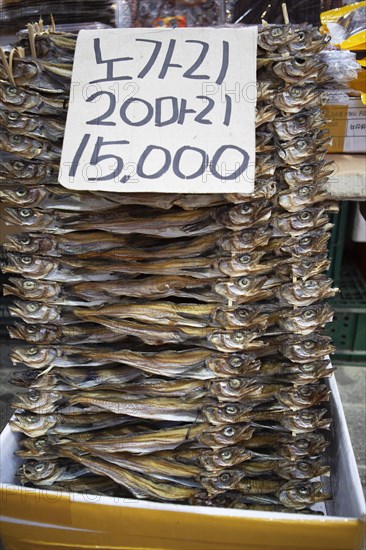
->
[3,233,54,255]
[199,447,251,470]
[258,25,298,51]
[2,207,57,231]
[281,433,330,459]
[200,469,244,493]
[278,481,331,509]
[278,184,328,212]
[276,278,338,307]
[10,412,57,437]
[270,109,326,141]
[198,423,255,447]
[10,369,39,387]
[281,408,331,433]
[276,255,330,280]
[280,334,335,363]
[278,303,334,335]
[272,208,331,237]
[209,330,264,352]
[280,161,334,187]
[12,388,63,413]
[215,305,270,330]
[218,227,272,253]
[206,353,260,377]
[9,299,61,324]
[273,84,321,113]
[19,460,64,483]
[8,322,62,344]
[280,230,330,257]
[272,56,328,84]
[0,185,49,207]
[278,384,330,410]
[218,251,275,277]
[2,252,56,279]
[202,402,254,425]
[214,275,274,303]
[10,344,59,368]
[3,277,62,301]
[217,202,272,230]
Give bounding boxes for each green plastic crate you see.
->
[326,266,366,365]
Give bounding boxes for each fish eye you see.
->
[230,356,242,368]
[25,415,35,423]
[35,438,46,448]
[300,411,314,421]
[229,378,241,389]
[20,208,32,218]
[298,186,310,197]
[304,340,315,350]
[299,236,311,246]
[23,280,36,290]
[221,450,232,460]
[302,165,314,174]
[21,255,32,265]
[298,211,311,221]
[28,389,40,401]
[297,117,306,126]
[299,386,312,397]
[225,405,238,416]
[239,254,251,264]
[304,280,318,289]
[19,235,31,245]
[26,302,39,312]
[303,260,312,268]
[301,363,315,372]
[303,309,315,319]
[298,461,311,472]
[223,426,235,436]
[35,463,45,472]
[27,346,38,355]
[219,473,232,483]
[13,160,25,170]
[297,140,308,151]
[232,332,245,343]
[15,187,27,197]
[240,204,252,214]
[271,27,283,37]
[237,308,249,319]
[294,57,306,66]
[298,32,306,41]
[290,87,302,98]
[26,325,37,334]
[238,277,250,288]
[8,112,19,121]
[297,438,310,449]
[11,134,21,143]
[7,86,18,96]
[298,485,310,496]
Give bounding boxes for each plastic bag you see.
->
[319,49,361,84]
[233,0,322,25]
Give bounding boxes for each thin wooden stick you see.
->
[27,23,37,58]
[51,14,56,32]
[282,3,289,24]
[0,47,15,85]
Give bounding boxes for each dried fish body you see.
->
[0,110,64,141]
[0,154,58,186]
[0,84,68,116]
[271,207,332,237]
[279,161,334,187]
[277,304,334,335]
[0,129,61,160]
[269,109,326,142]
[10,412,132,438]
[18,460,89,486]
[214,275,284,304]
[275,278,338,307]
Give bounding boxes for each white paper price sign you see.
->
[59,27,257,193]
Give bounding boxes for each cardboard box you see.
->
[0,376,365,550]
[324,96,366,154]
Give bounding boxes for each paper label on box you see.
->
[59,27,257,194]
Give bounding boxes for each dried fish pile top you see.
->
[1,23,337,512]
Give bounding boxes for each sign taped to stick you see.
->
[59,27,257,193]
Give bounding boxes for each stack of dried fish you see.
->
[1,23,337,511]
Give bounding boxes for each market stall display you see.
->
[0,22,338,514]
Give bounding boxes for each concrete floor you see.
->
[0,343,365,548]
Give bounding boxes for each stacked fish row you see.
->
[0,24,336,511]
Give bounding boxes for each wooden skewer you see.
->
[0,47,15,85]
[27,23,37,58]
[282,3,290,25]
[51,14,56,32]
